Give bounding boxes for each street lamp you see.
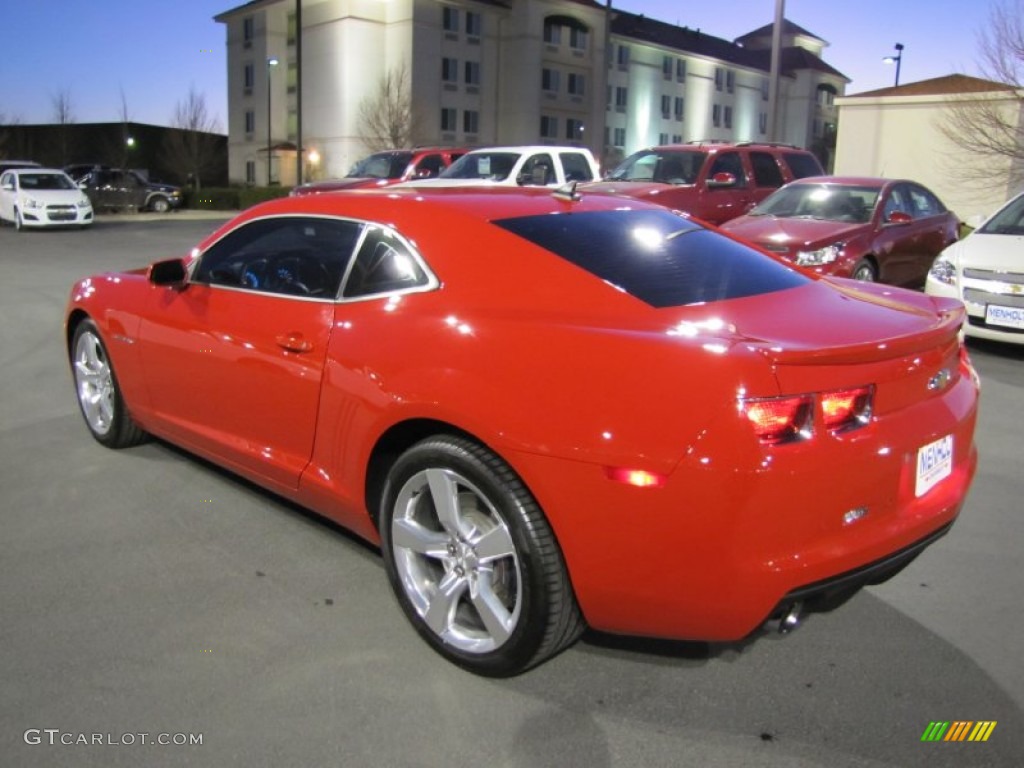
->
[883,43,904,87]
[266,56,279,185]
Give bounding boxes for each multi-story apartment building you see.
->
[214,0,847,185]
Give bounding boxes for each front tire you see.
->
[70,319,147,448]
[380,435,584,676]
[14,207,24,231]
[852,259,877,282]
[150,196,170,214]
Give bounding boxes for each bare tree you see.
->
[938,0,1024,189]
[160,86,222,190]
[50,88,76,165]
[357,64,419,152]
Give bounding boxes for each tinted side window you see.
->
[749,152,784,188]
[782,152,824,179]
[561,152,595,182]
[343,225,432,298]
[708,152,747,187]
[883,186,913,219]
[194,217,362,298]
[906,184,944,216]
[415,154,444,178]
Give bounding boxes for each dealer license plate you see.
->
[985,303,1024,330]
[916,434,953,497]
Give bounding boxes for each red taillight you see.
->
[743,386,873,444]
[743,395,813,445]
[820,386,873,432]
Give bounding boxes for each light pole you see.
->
[883,43,904,87]
[266,56,279,185]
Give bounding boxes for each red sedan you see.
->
[66,187,979,676]
[721,176,960,287]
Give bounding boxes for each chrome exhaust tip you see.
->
[778,601,804,634]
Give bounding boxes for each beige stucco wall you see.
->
[834,92,1021,220]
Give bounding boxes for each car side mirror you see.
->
[707,172,736,188]
[148,258,188,288]
[885,211,913,226]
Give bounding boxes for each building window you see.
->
[442,57,458,83]
[242,17,254,48]
[712,104,721,127]
[662,56,672,80]
[674,96,684,121]
[672,134,682,144]
[617,45,630,70]
[714,68,724,92]
[466,11,482,37]
[759,111,768,134]
[464,60,480,86]
[570,27,587,51]
[542,68,560,93]
[615,86,628,113]
[566,118,584,140]
[568,73,585,97]
[540,115,558,139]
[243,62,254,92]
[726,70,735,94]
[543,21,561,45]
[441,108,457,132]
[724,106,733,129]
[659,132,669,145]
[443,7,459,32]
[613,127,626,146]
[676,58,686,82]
[464,110,479,134]
[761,78,770,101]
[245,160,256,184]
[660,94,671,119]
[286,12,296,45]
[244,110,255,134]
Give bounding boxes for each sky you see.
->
[1,0,991,130]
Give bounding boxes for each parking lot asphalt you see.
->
[1,217,1022,767]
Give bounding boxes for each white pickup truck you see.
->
[403,145,600,188]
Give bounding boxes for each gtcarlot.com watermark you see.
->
[24,729,203,747]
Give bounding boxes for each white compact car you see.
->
[404,145,600,189]
[926,191,1024,345]
[0,168,94,230]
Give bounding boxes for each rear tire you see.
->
[379,435,584,676]
[70,319,147,448]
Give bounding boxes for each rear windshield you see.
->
[494,210,807,308]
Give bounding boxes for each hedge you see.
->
[183,186,294,211]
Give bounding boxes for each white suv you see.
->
[405,145,600,188]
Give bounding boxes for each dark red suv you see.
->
[291,147,468,196]
[586,142,824,225]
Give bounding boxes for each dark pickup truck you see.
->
[74,168,182,213]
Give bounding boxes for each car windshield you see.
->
[978,194,1024,235]
[494,209,807,308]
[606,149,706,184]
[18,173,76,191]
[348,152,413,180]
[749,183,881,224]
[441,152,519,181]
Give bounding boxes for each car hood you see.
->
[722,216,867,250]
[18,189,88,205]
[404,178,519,188]
[584,180,679,200]
[943,233,1024,272]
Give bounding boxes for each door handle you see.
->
[275,332,313,353]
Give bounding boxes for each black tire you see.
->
[69,319,147,448]
[379,435,584,676]
[149,196,170,214]
[852,259,877,282]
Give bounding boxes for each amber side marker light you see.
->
[605,467,667,488]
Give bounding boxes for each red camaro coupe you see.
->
[721,176,960,287]
[66,187,979,676]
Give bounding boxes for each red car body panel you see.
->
[65,188,979,642]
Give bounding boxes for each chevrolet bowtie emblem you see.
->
[928,368,952,391]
